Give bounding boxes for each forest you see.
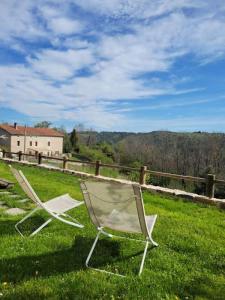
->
[77,131,225,177]
[74,130,225,198]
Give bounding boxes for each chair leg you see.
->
[85,230,125,277]
[30,218,53,236]
[15,207,53,237]
[138,236,159,275]
[86,230,102,268]
[138,240,149,276]
[148,235,159,247]
[101,229,113,238]
[85,230,155,277]
[61,213,83,227]
[15,207,40,237]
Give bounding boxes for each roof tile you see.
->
[0,124,64,137]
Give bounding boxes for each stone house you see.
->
[0,123,64,156]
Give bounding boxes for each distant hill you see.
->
[78,131,134,145]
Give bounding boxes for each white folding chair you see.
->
[10,165,84,236]
[80,180,158,277]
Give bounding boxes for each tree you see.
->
[34,121,52,128]
[70,128,79,151]
[63,133,72,153]
[98,142,115,159]
[54,126,72,153]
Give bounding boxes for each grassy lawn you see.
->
[0,160,225,299]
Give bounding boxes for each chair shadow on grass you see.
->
[0,215,47,236]
[0,219,19,235]
[0,234,156,283]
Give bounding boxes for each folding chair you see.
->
[80,180,158,277]
[10,165,84,236]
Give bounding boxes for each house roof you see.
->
[0,124,64,137]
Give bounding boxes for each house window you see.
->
[30,141,32,146]
[48,141,51,146]
[17,141,20,146]
[35,141,38,146]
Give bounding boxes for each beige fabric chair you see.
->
[80,180,158,276]
[10,165,84,236]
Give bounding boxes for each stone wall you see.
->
[1,157,225,210]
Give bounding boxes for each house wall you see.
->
[10,135,63,156]
[0,128,11,151]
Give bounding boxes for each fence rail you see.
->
[147,170,206,183]
[1,149,225,199]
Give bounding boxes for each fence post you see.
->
[206,174,215,198]
[38,153,42,165]
[18,151,22,161]
[95,160,101,176]
[2,149,6,158]
[63,156,68,169]
[139,166,147,185]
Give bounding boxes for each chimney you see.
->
[14,122,18,129]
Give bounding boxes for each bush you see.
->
[78,145,114,163]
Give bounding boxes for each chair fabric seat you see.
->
[145,215,157,235]
[44,194,83,213]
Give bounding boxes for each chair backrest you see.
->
[9,165,43,207]
[80,180,149,237]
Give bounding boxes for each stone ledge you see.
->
[5,208,26,215]
[1,158,225,209]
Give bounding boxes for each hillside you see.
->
[79,131,225,174]
[76,131,225,198]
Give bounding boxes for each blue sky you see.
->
[0,0,225,132]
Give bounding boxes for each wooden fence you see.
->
[1,149,225,199]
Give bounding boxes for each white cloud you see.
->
[1,0,225,130]
[47,17,84,35]
[0,64,124,129]
[0,0,46,43]
[28,48,95,80]
[0,1,85,46]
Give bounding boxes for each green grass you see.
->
[0,160,225,299]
